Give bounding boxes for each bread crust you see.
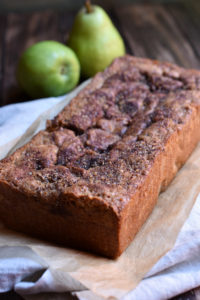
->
[0,56,200,258]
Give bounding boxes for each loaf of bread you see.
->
[0,56,200,258]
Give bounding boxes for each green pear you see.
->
[68,1,125,78]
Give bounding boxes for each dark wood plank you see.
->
[0,291,24,299]
[166,2,200,68]
[114,3,200,68]
[1,10,76,106]
[171,286,200,300]
[0,15,7,105]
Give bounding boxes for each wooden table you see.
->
[0,0,200,299]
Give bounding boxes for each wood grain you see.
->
[0,15,7,105]
[114,2,200,68]
[1,1,200,106]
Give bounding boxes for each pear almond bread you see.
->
[0,56,200,258]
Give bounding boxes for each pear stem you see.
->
[85,0,93,13]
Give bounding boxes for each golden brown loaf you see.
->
[0,55,200,258]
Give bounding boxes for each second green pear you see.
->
[68,3,125,78]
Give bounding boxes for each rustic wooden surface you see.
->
[0,1,200,299]
[1,1,200,106]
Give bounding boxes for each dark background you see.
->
[0,0,186,13]
[1,0,200,106]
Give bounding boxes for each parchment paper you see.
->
[0,80,200,299]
